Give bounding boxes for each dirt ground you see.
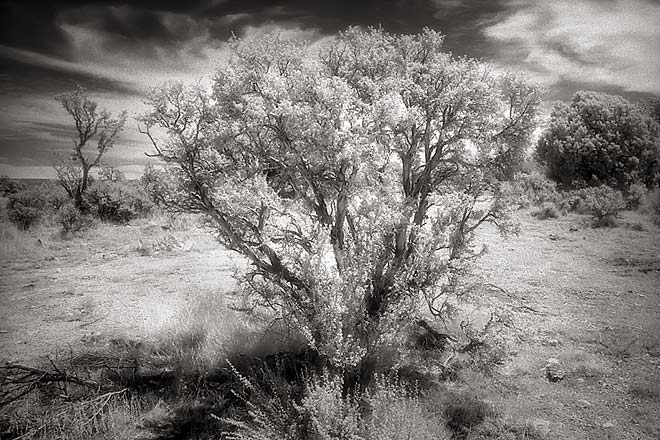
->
[0,217,241,363]
[1,210,659,439]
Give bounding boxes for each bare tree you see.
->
[54,86,127,208]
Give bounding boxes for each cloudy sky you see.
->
[1,0,659,178]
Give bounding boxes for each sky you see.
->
[1,0,659,179]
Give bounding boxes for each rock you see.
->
[602,422,615,429]
[543,338,560,347]
[544,358,565,382]
[577,399,591,408]
[528,418,551,436]
[569,225,579,232]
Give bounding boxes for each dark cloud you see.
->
[200,0,509,55]
[0,2,73,59]
[0,0,510,59]
[0,56,139,97]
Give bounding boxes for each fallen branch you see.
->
[76,314,109,328]
[0,362,107,407]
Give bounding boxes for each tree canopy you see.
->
[140,27,540,369]
[536,91,660,189]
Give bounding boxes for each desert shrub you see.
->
[531,202,558,220]
[469,417,545,440]
[501,172,559,209]
[638,188,660,225]
[57,203,93,233]
[570,186,625,227]
[225,371,450,440]
[536,91,660,190]
[85,181,153,224]
[139,163,179,208]
[6,188,47,229]
[625,182,648,210]
[361,376,449,439]
[44,184,69,211]
[651,190,660,225]
[443,392,491,435]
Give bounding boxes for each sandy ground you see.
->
[0,219,241,363]
[1,211,659,439]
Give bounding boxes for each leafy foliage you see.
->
[140,27,539,369]
[536,91,660,190]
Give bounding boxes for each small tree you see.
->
[54,86,127,209]
[536,91,660,189]
[97,164,125,182]
[140,28,539,372]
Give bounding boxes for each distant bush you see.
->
[501,172,559,209]
[531,203,559,220]
[44,183,69,211]
[6,188,47,229]
[0,176,26,196]
[140,163,178,208]
[569,186,625,227]
[645,189,660,226]
[536,91,660,190]
[57,203,93,233]
[624,182,648,210]
[85,181,153,224]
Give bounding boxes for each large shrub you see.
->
[139,27,539,373]
[536,91,660,190]
[6,188,48,230]
[85,180,153,224]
